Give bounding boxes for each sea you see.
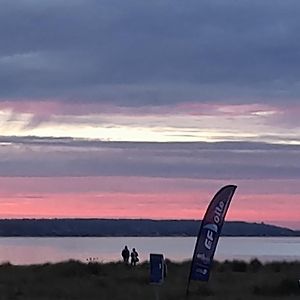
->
[0,236,299,265]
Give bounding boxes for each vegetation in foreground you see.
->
[0,259,299,300]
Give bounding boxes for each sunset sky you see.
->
[0,1,299,229]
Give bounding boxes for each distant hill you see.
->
[0,219,298,237]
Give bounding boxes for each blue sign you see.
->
[150,254,164,284]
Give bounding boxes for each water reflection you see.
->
[0,237,299,265]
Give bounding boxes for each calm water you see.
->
[0,237,299,265]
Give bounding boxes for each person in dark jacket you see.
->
[121,245,130,264]
[130,248,139,266]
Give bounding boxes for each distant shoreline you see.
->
[0,219,299,237]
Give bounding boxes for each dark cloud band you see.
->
[1,1,300,105]
[1,136,299,179]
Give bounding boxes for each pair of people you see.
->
[121,246,139,266]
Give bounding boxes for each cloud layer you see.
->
[1,0,300,105]
[1,136,300,179]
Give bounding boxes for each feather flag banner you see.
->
[189,185,237,282]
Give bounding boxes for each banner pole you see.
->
[153,285,160,300]
[186,215,203,298]
[185,283,190,299]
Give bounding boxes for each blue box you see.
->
[150,253,164,284]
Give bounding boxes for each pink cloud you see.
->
[0,99,284,119]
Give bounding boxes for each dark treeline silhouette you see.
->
[0,219,298,237]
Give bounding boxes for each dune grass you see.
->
[0,259,299,299]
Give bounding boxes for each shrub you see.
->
[230,260,247,272]
[196,284,214,296]
[253,278,299,296]
[267,262,281,272]
[249,258,263,272]
[87,262,102,275]
[276,278,300,295]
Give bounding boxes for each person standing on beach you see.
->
[130,248,139,267]
[121,245,130,264]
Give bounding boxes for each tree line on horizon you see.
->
[0,219,298,237]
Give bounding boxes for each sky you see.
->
[0,0,299,229]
